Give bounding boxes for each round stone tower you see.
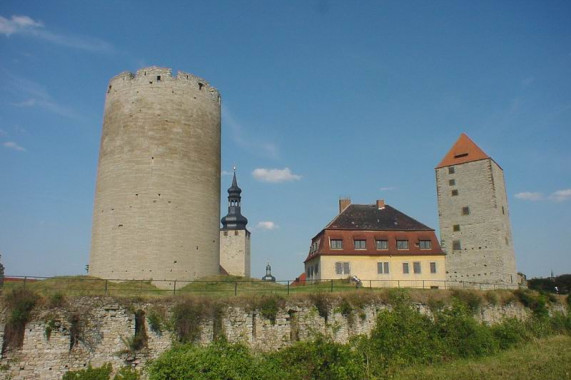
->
[89,67,221,288]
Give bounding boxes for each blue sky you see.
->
[0,1,569,281]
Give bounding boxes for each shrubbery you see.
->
[145,291,570,380]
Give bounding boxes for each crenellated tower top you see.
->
[106,66,220,102]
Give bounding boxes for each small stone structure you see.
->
[89,67,221,288]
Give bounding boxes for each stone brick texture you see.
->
[89,67,221,288]
[220,230,251,277]
[436,158,518,286]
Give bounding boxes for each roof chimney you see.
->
[376,199,385,209]
[339,197,351,213]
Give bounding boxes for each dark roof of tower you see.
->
[228,170,242,195]
[436,133,491,168]
[326,204,433,231]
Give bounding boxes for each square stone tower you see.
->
[220,169,251,277]
[435,133,517,287]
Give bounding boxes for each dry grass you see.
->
[393,335,571,380]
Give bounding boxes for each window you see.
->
[453,240,462,250]
[502,206,505,215]
[453,224,460,232]
[330,239,343,249]
[413,262,421,274]
[449,179,455,186]
[448,166,455,174]
[377,262,390,274]
[462,206,470,215]
[430,262,437,273]
[376,239,388,250]
[315,263,319,274]
[419,240,432,249]
[451,189,459,196]
[335,262,350,275]
[396,240,409,250]
[403,262,409,274]
[354,239,366,249]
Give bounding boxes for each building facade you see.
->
[89,67,221,288]
[304,199,446,288]
[435,133,518,287]
[220,170,251,277]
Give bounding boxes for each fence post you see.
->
[105,280,108,296]
[234,282,238,296]
[287,280,290,295]
[330,279,334,293]
[423,280,425,289]
[173,280,177,295]
[398,280,400,288]
[23,276,27,289]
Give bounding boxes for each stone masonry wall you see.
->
[220,230,251,277]
[1,295,564,380]
[89,67,221,289]
[436,158,518,286]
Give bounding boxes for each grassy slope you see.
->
[394,335,571,380]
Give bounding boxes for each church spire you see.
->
[221,167,248,230]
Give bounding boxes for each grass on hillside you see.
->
[2,275,366,298]
[394,335,571,380]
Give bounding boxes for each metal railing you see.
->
[1,275,519,297]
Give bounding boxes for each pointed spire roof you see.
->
[436,133,491,168]
[228,166,242,195]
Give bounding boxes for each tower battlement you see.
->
[107,66,220,102]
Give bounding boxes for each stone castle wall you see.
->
[436,158,518,285]
[220,230,251,277]
[89,67,221,288]
[0,295,553,380]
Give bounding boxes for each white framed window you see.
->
[335,262,350,275]
[413,262,421,274]
[419,240,432,250]
[403,262,409,274]
[377,262,390,274]
[397,240,409,250]
[354,239,366,249]
[376,240,388,250]
[330,239,343,249]
[430,262,437,274]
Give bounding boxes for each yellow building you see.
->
[304,199,446,288]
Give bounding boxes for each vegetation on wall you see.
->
[1,288,39,353]
[144,291,571,380]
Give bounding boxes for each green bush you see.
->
[1,288,40,352]
[435,303,498,358]
[147,309,163,335]
[113,366,140,380]
[147,339,268,380]
[516,289,550,318]
[309,293,331,322]
[451,289,483,313]
[490,318,529,349]
[256,295,284,325]
[266,336,364,380]
[62,363,112,380]
[171,298,208,343]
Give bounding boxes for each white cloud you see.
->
[252,168,301,183]
[222,105,279,159]
[380,186,396,191]
[0,14,113,52]
[6,72,79,119]
[255,221,279,230]
[515,192,544,201]
[221,170,233,176]
[2,141,26,151]
[0,15,42,35]
[549,189,571,202]
[0,129,6,137]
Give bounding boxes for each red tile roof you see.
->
[436,133,490,168]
